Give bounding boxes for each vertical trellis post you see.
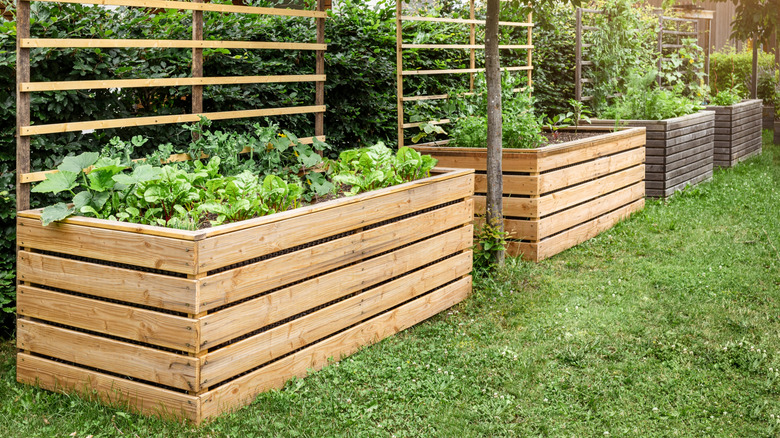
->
[395,0,404,148]
[469,0,476,91]
[575,8,582,102]
[315,0,325,137]
[192,0,203,116]
[526,11,532,87]
[16,0,31,212]
[656,10,663,87]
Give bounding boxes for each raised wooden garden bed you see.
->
[705,99,763,168]
[763,104,774,131]
[16,168,474,423]
[411,127,645,261]
[589,111,714,198]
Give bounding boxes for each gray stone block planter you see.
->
[589,111,715,198]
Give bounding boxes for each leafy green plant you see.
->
[569,99,592,133]
[326,143,437,196]
[601,69,703,120]
[541,112,573,140]
[411,122,447,144]
[473,218,509,273]
[448,73,545,149]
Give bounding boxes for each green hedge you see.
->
[710,46,776,100]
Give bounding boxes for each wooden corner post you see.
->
[192,0,203,115]
[395,0,404,148]
[16,0,31,212]
[315,0,325,137]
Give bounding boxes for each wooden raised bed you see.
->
[705,99,763,168]
[15,168,474,423]
[589,111,714,198]
[411,127,645,261]
[763,104,774,131]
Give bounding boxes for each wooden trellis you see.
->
[575,7,702,102]
[395,0,533,148]
[15,0,327,211]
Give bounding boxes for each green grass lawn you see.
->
[1,133,778,437]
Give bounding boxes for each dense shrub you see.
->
[710,46,776,97]
[531,1,576,117]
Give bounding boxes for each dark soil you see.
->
[540,130,604,145]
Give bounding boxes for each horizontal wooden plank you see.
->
[538,147,644,193]
[21,105,325,136]
[198,275,472,420]
[402,66,532,76]
[538,164,645,217]
[474,173,537,195]
[34,0,327,17]
[17,319,198,391]
[200,223,472,344]
[538,182,644,239]
[501,218,538,241]
[402,119,450,129]
[21,74,326,92]
[411,149,534,172]
[17,353,199,422]
[17,251,198,314]
[536,132,645,173]
[17,285,198,353]
[474,195,536,218]
[664,161,713,189]
[199,219,473,312]
[665,141,714,167]
[22,39,325,51]
[201,201,473,316]
[400,15,533,27]
[645,126,713,151]
[200,251,472,386]
[17,217,197,274]
[196,172,474,273]
[661,167,713,197]
[402,44,532,50]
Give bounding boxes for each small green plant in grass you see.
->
[473,217,509,273]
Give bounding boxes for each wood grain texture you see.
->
[22,75,328,92]
[538,147,644,193]
[17,319,198,391]
[196,172,474,272]
[17,251,198,314]
[17,285,198,352]
[17,217,197,274]
[34,0,327,17]
[537,165,644,216]
[17,353,199,421]
[198,276,472,420]
[200,251,472,387]
[199,222,473,312]
[21,105,326,136]
[22,39,325,51]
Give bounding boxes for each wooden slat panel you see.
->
[200,251,472,386]
[21,105,325,136]
[538,182,644,239]
[664,152,713,181]
[402,66,532,76]
[199,276,472,420]
[474,196,535,218]
[662,167,712,197]
[400,15,532,27]
[536,133,645,173]
[34,0,327,17]
[664,141,714,167]
[16,354,199,422]
[475,216,538,241]
[199,219,473,311]
[538,147,644,193]
[200,223,472,344]
[17,320,198,391]
[506,240,537,261]
[664,122,714,144]
[474,173,537,195]
[665,111,714,132]
[665,144,713,169]
[22,39,325,51]
[17,251,198,314]
[198,199,471,311]
[412,149,536,172]
[662,132,713,157]
[402,44,533,50]
[534,198,644,261]
[589,119,667,131]
[538,165,645,217]
[17,285,198,353]
[196,172,474,272]
[17,217,197,274]
[21,74,326,92]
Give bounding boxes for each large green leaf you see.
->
[113,165,163,186]
[31,171,79,194]
[41,203,74,226]
[58,152,100,173]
